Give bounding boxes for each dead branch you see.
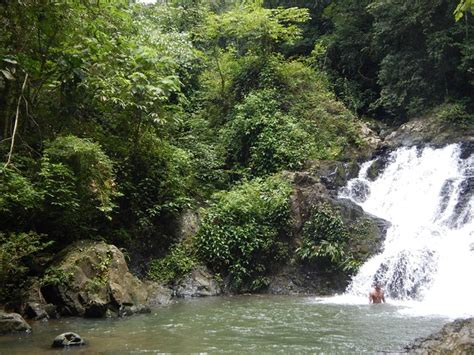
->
[4,73,28,169]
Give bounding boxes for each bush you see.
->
[222,89,315,177]
[0,231,52,302]
[37,135,119,241]
[297,203,359,273]
[434,102,474,127]
[0,168,42,229]
[147,243,196,284]
[195,175,292,291]
[276,60,364,159]
[119,132,193,233]
[41,135,119,215]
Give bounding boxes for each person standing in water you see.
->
[369,283,385,304]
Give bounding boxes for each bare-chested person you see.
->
[369,284,385,304]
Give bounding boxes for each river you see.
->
[0,295,449,354]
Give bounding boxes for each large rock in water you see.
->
[174,266,221,297]
[41,241,149,317]
[404,318,474,353]
[0,312,31,335]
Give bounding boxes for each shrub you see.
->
[37,135,120,241]
[0,168,42,229]
[40,267,74,288]
[195,175,292,291]
[297,203,360,273]
[222,89,315,177]
[41,135,119,215]
[276,60,364,160]
[0,231,52,302]
[147,243,196,284]
[434,102,474,127]
[119,132,193,233]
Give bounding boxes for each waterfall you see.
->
[339,143,473,317]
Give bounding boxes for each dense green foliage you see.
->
[0,0,472,301]
[297,203,360,273]
[147,242,197,284]
[0,231,51,301]
[321,0,474,120]
[195,175,292,291]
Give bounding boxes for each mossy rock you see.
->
[40,241,148,317]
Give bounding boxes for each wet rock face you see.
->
[334,198,390,260]
[266,266,348,295]
[266,171,389,295]
[460,141,474,160]
[306,161,360,193]
[383,115,473,148]
[40,241,149,318]
[404,318,474,353]
[365,151,392,181]
[344,180,370,203]
[0,312,31,335]
[174,266,221,297]
[52,332,85,348]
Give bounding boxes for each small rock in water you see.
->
[52,332,85,348]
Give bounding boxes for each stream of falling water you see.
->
[324,143,473,318]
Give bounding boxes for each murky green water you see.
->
[0,295,448,354]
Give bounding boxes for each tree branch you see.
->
[4,73,28,169]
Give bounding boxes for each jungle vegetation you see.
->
[0,0,472,300]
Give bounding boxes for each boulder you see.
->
[19,280,60,320]
[118,304,151,317]
[336,120,384,160]
[404,318,474,353]
[174,266,221,297]
[0,312,31,335]
[52,332,85,348]
[145,282,173,306]
[384,115,473,148]
[40,241,149,318]
[358,121,383,151]
[24,302,49,321]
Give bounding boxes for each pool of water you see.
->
[0,295,449,354]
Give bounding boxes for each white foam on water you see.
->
[336,144,473,318]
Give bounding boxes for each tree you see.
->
[454,0,474,21]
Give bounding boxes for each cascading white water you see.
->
[339,143,473,318]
